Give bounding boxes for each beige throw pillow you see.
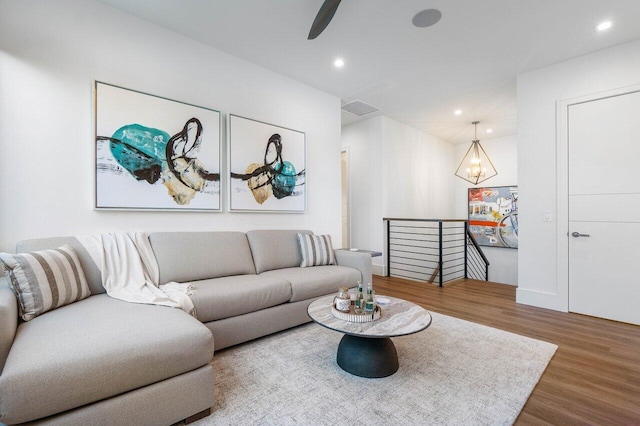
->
[0,245,91,321]
[298,233,336,267]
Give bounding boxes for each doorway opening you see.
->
[341,148,350,248]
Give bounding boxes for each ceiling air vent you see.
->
[341,100,379,116]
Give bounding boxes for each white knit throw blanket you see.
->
[77,232,196,317]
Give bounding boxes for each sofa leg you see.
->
[184,407,212,424]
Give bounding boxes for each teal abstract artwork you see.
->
[228,115,306,212]
[95,82,221,211]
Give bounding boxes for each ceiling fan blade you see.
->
[308,0,342,40]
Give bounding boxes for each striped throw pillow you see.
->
[0,245,91,321]
[298,233,335,267]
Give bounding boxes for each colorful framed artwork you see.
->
[468,186,518,248]
[95,82,221,211]
[227,114,306,212]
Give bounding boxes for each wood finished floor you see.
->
[373,276,640,425]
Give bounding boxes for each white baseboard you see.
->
[372,264,385,277]
[516,288,566,312]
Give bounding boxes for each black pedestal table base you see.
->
[336,334,399,378]
[307,294,431,379]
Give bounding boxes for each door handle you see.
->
[571,232,590,238]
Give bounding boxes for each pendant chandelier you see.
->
[455,121,497,185]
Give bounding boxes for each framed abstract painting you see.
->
[468,185,518,248]
[227,114,306,212]
[94,82,221,211]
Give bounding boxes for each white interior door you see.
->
[568,90,640,325]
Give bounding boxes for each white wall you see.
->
[517,38,640,310]
[0,0,342,253]
[382,117,455,219]
[342,116,455,276]
[453,135,518,285]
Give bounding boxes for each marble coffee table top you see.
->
[307,294,432,338]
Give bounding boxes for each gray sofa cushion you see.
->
[16,237,104,295]
[189,275,291,322]
[0,294,213,425]
[247,229,313,274]
[261,265,360,302]
[0,285,17,374]
[150,232,256,283]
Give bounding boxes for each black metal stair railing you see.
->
[383,218,489,286]
[465,225,490,282]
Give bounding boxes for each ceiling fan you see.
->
[308,0,342,40]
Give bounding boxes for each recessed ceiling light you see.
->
[596,20,612,32]
[334,58,345,68]
[486,128,493,133]
[454,109,462,116]
[412,9,442,28]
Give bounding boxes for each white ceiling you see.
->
[97,0,640,144]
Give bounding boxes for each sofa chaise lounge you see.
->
[0,229,371,425]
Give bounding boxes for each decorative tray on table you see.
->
[331,301,381,323]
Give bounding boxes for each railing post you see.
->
[464,221,468,279]
[386,219,391,277]
[438,221,443,287]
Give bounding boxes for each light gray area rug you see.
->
[194,312,557,426]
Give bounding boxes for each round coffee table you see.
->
[307,294,432,378]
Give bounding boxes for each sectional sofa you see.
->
[0,230,371,425]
